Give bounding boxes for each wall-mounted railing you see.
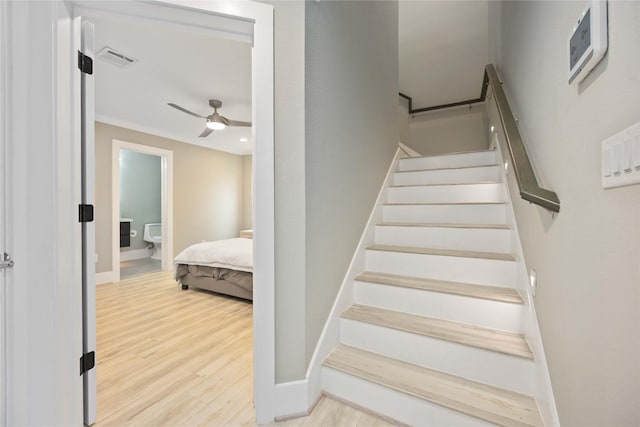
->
[399,64,560,213]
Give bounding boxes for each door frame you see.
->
[71,0,276,423]
[112,140,174,281]
[0,1,7,424]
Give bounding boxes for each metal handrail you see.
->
[485,64,560,212]
[399,64,560,212]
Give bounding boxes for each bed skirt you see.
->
[175,263,253,301]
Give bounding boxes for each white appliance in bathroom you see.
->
[143,223,162,260]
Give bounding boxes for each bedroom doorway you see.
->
[72,0,275,425]
[111,140,174,283]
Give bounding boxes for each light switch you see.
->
[602,147,612,177]
[612,143,622,175]
[622,138,633,173]
[602,121,640,189]
[634,135,640,170]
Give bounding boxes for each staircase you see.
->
[321,150,544,426]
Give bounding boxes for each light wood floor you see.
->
[96,271,395,426]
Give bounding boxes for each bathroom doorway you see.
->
[112,139,173,282]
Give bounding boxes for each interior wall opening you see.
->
[84,5,258,425]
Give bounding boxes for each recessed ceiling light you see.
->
[240,137,248,142]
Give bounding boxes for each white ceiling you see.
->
[399,1,489,109]
[91,15,253,155]
[92,3,488,155]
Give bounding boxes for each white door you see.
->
[76,17,97,426]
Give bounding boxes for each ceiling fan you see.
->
[167,99,251,138]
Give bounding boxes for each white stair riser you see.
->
[375,226,511,253]
[339,320,536,396]
[365,250,516,287]
[387,183,504,204]
[393,166,501,186]
[322,367,493,427]
[399,151,496,172]
[353,282,523,332]
[383,204,506,224]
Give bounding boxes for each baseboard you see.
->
[493,143,560,427]
[304,146,404,413]
[274,380,310,420]
[120,248,152,261]
[95,271,114,285]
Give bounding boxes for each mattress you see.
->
[174,237,253,300]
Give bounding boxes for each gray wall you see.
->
[399,105,490,156]
[305,0,399,367]
[495,2,640,424]
[241,154,253,230]
[95,122,248,273]
[119,149,161,252]
[258,0,308,383]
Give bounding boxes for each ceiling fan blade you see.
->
[199,127,214,138]
[226,119,252,127]
[168,103,206,119]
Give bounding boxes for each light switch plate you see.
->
[602,121,640,189]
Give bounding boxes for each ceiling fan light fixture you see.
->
[168,99,250,138]
[206,119,226,130]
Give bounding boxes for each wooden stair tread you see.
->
[384,201,505,206]
[355,271,523,304]
[343,305,533,360]
[395,164,500,173]
[389,181,501,188]
[400,149,496,159]
[368,244,516,262]
[377,222,511,230]
[324,345,543,427]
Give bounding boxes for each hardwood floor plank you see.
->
[96,271,387,426]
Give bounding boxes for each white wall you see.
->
[304,0,399,367]
[400,105,489,156]
[496,2,640,424]
[257,0,307,384]
[399,1,489,107]
[242,154,252,230]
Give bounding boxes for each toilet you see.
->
[143,223,162,260]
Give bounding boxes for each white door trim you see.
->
[72,1,276,422]
[112,139,174,281]
[0,1,7,423]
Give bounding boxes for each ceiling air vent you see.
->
[96,46,138,68]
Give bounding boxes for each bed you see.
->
[174,237,253,301]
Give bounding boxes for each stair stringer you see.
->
[494,143,560,427]
[304,146,405,412]
[399,142,423,158]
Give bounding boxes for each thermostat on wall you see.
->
[568,0,608,84]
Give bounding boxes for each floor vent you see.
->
[96,46,138,68]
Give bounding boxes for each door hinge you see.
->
[0,253,14,270]
[80,351,95,375]
[78,51,93,75]
[79,204,94,223]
